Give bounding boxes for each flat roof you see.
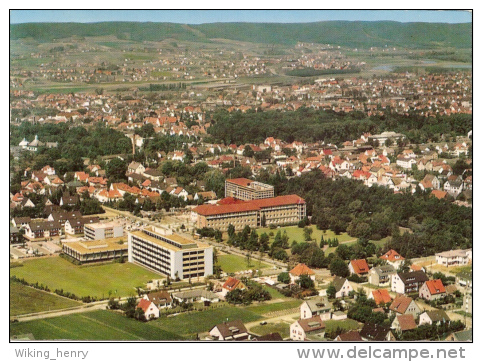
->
[129,229,210,252]
[62,237,127,255]
[84,221,123,230]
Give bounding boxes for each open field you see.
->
[152,306,263,338]
[10,257,162,299]
[10,282,82,317]
[324,318,361,334]
[217,253,271,273]
[256,226,354,245]
[9,310,185,341]
[244,300,303,315]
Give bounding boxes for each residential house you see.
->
[419,279,446,301]
[24,221,62,240]
[389,295,421,318]
[368,265,396,287]
[221,277,246,297]
[12,216,31,229]
[419,174,441,191]
[369,289,392,306]
[380,249,405,269]
[391,314,417,334]
[435,249,472,267]
[172,289,219,304]
[391,270,429,294]
[299,296,332,320]
[348,259,370,276]
[419,310,450,326]
[59,193,79,207]
[10,226,24,244]
[143,290,173,309]
[289,263,315,284]
[333,276,353,298]
[290,316,326,341]
[444,179,464,198]
[445,329,472,342]
[209,320,250,341]
[360,323,396,341]
[136,299,159,321]
[64,217,99,235]
[334,330,363,341]
[127,161,146,175]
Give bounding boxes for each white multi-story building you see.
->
[84,221,124,240]
[435,249,472,267]
[128,227,213,280]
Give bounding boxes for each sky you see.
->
[10,10,472,25]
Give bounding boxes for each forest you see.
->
[206,107,472,145]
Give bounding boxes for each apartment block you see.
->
[225,178,274,200]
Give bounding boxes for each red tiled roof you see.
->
[389,295,413,314]
[396,314,417,331]
[425,279,446,295]
[222,277,243,291]
[350,259,370,274]
[290,263,314,276]
[137,299,153,313]
[380,249,404,262]
[371,289,392,305]
[226,178,254,187]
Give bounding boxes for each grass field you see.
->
[324,318,360,334]
[9,310,185,341]
[256,226,354,245]
[217,254,271,273]
[10,282,82,317]
[244,300,302,315]
[10,257,162,299]
[153,306,263,338]
[250,322,290,339]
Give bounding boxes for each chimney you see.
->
[132,133,136,155]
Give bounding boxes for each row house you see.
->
[24,221,62,240]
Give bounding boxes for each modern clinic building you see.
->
[127,227,213,280]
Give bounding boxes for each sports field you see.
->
[10,257,162,299]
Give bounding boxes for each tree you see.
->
[329,258,349,278]
[326,284,337,299]
[303,226,313,241]
[106,157,127,182]
[277,272,290,284]
[296,274,315,289]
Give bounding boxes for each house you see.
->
[435,249,472,267]
[209,320,249,341]
[221,277,246,297]
[334,330,363,341]
[172,289,219,304]
[368,265,396,287]
[391,314,417,334]
[64,217,99,235]
[348,259,370,276]
[127,161,146,175]
[10,226,24,244]
[290,316,326,341]
[24,221,62,240]
[136,299,159,321]
[368,289,392,305]
[419,174,441,191]
[300,296,332,320]
[419,279,446,301]
[419,310,450,326]
[360,323,396,341]
[445,329,472,342]
[143,290,173,309]
[289,263,315,284]
[12,216,31,229]
[171,186,189,200]
[332,276,353,298]
[380,249,405,268]
[389,295,421,318]
[444,179,464,198]
[391,270,429,294]
[59,193,79,207]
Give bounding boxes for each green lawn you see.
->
[9,310,185,341]
[250,322,290,339]
[256,226,354,245]
[10,282,82,317]
[244,300,302,315]
[261,285,289,300]
[324,318,361,334]
[217,254,271,273]
[10,257,162,299]
[153,306,263,338]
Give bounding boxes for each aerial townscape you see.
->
[9,11,472,343]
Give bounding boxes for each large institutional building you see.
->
[84,221,123,240]
[225,178,274,200]
[192,194,306,232]
[128,227,213,280]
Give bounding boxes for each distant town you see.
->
[10,18,472,342]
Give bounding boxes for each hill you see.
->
[10,21,472,48]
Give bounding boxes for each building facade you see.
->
[62,237,128,263]
[128,227,213,280]
[224,178,274,200]
[84,221,124,240]
[192,195,306,232]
